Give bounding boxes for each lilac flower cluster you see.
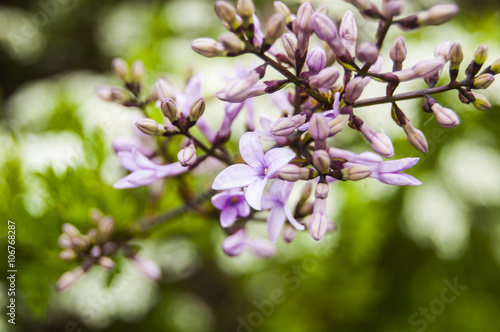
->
[58,0,499,290]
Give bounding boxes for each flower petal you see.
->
[222,230,246,256]
[265,148,296,177]
[156,161,188,178]
[245,178,269,210]
[245,237,276,258]
[378,157,419,173]
[211,192,231,210]
[378,173,422,186]
[117,151,139,172]
[132,149,158,169]
[284,207,305,231]
[212,164,260,190]
[267,206,287,243]
[239,132,265,168]
[126,169,159,186]
[220,207,238,228]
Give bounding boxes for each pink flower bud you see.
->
[191,38,227,57]
[430,103,459,128]
[308,66,340,89]
[357,42,379,64]
[339,11,358,58]
[112,58,129,81]
[306,47,327,75]
[309,211,328,241]
[177,144,197,167]
[344,77,364,104]
[136,119,166,136]
[309,114,330,141]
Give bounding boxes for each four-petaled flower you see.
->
[211,189,251,228]
[212,132,295,210]
[261,181,305,243]
[114,149,187,189]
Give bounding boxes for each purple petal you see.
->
[236,200,250,217]
[379,158,419,173]
[270,89,293,113]
[284,207,305,231]
[267,206,287,243]
[126,169,159,186]
[245,237,276,258]
[212,164,261,190]
[220,207,238,228]
[222,230,246,256]
[211,192,232,210]
[132,149,158,169]
[156,162,187,178]
[245,178,269,210]
[117,151,139,172]
[185,74,202,104]
[239,132,265,168]
[265,148,296,177]
[113,176,138,189]
[378,173,422,186]
[260,193,276,210]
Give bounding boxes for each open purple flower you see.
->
[333,148,421,186]
[212,132,295,210]
[261,181,305,243]
[222,229,275,258]
[114,149,187,189]
[211,189,250,228]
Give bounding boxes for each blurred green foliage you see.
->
[1,1,500,332]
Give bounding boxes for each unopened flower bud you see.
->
[489,58,500,75]
[131,60,145,82]
[358,121,395,158]
[220,33,245,54]
[279,164,311,181]
[344,0,381,20]
[381,0,403,17]
[57,267,84,292]
[306,47,327,75]
[99,256,115,270]
[87,228,98,244]
[271,115,305,136]
[133,256,162,280]
[264,14,286,48]
[313,150,331,174]
[328,113,349,136]
[178,144,197,167]
[98,216,114,239]
[298,182,313,205]
[309,114,330,141]
[96,86,128,103]
[472,92,491,111]
[274,1,292,24]
[282,33,297,61]
[449,42,463,80]
[215,1,241,31]
[60,249,77,261]
[58,233,72,249]
[155,79,176,100]
[283,226,296,243]
[90,245,102,258]
[473,73,494,89]
[191,38,227,57]
[357,42,379,64]
[308,66,340,89]
[112,58,129,81]
[312,13,348,62]
[315,182,329,199]
[341,165,371,181]
[430,103,459,128]
[390,36,407,64]
[136,119,166,136]
[63,223,80,238]
[189,98,206,122]
[402,122,429,153]
[339,11,358,58]
[237,0,255,20]
[309,211,328,241]
[161,98,180,122]
[417,3,459,27]
[434,40,451,61]
[344,77,364,104]
[394,59,444,81]
[473,44,488,66]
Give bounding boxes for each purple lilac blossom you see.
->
[211,189,251,227]
[114,149,187,189]
[261,180,305,243]
[212,132,295,210]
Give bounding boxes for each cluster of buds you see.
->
[56,210,161,291]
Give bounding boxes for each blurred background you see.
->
[1,0,500,331]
